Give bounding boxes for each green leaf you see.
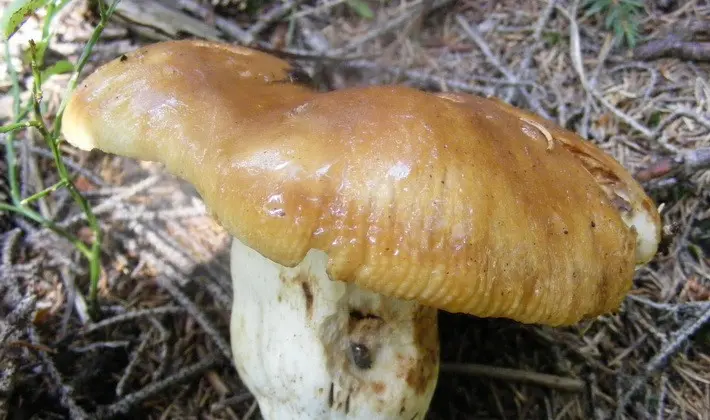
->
[41,59,73,80]
[346,0,374,19]
[0,0,49,40]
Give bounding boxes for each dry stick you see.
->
[243,400,259,420]
[504,0,557,103]
[143,251,233,361]
[330,0,454,56]
[343,60,491,95]
[0,295,35,345]
[655,373,668,420]
[346,59,541,88]
[455,15,552,120]
[614,305,710,418]
[0,228,22,268]
[607,63,659,102]
[58,266,89,339]
[290,0,350,18]
[94,354,221,418]
[211,392,254,411]
[635,34,710,62]
[555,5,655,140]
[61,175,162,227]
[580,35,613,140]
[116,331,151,397]
[177,0,250,43]
[635,147,710,182]
[126,219,233,308]
[330,7,420,56]
[27,327,90,420]
[70,340,131,352]
[246,0,303,42]
[440,363,585,392]
[81,306,186,335]
[163,220,232,292]
[651,109,710,136]
[560,4,710,145]
[379,0,436,60]
[111,205,207,222]
[128,219,201,278]
[111,206,232,315]
[148,317,171,381]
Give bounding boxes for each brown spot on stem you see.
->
[301,281,313,318]
[348,310,383,333]
[403,306,439,395]
[371,381,386,395]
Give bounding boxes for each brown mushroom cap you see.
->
[62,40,661,326]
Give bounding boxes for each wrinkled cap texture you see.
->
[62,40,662,326]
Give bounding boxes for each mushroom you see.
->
[61,40,662,419]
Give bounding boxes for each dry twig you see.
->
[635,147,710,182]
[94,354,221,418]
[614,305,710,418]
[81,306,186,335]
[440,363,585,392]
[455,15,551,120]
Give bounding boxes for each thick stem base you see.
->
[229,237,440,419]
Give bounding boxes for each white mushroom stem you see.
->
[229,237,440,419]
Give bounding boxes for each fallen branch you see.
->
[151,263,232,361]
[342,60,491,95]
[634,147,710,182]
[94,354,221,418]
[635,36,710,62]
[614,305,710,418]
[455,15,551,120]
[28,327,89,420]
[113,0,222,41]
[440,363,585,392]
[246,0,303,43]
[557,4,710,142]
[177,0,251,43]
[505,0,557,103]
[81,306,186,335]
[635,19,710,62]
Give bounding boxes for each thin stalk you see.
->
[4,41,23,205]
[0,121,42,133]
[0,202,91,256]
[53,0,122,137]
[47,0,122,310]
[20,179,69,206]
[1,0,120,316]
[28,36,104,313]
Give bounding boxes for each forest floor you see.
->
[1,0,710,419]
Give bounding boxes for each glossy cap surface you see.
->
[62,40,662,326]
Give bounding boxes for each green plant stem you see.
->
[48,0,122,311]
[53,0,121,136]
[1,0,120,317]
[0,202,91,256]
[20,179,69,206]
[28,34,105,314]
[4,41,23,205]
[0,121,42,133]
